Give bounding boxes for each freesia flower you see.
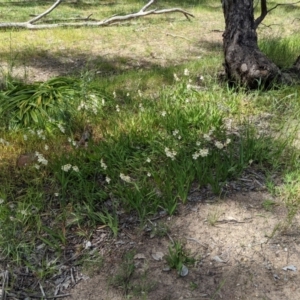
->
[72,165,79,172]
[120,173,131,183]
[61,164,72,172]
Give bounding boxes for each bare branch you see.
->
[267,0,300,14]
[254,0,267,29]
[255,0,300,28]
[140,0,156,12]
[28,0,63,24]
[0,0,194,30]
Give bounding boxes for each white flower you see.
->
[85,241,92,249]
[165,147,177,160]
[161,111,167,117]
[116,105,120,112]
[23,134,28,141]
[139,103,144,112]
[192,152,200,160]
[184,68,190,76]
[146,157,151,163]
[44,145,49,151]
[196,141,201,146]
[78,102,87,111]
[37,129,44,136]
[173,73,180,81]
[113,91,116,98]
[138,90,143,97]
[105,176,111,184]
[249,159,253,165]
[72,165,79,172]
[0,138,9,146]
[203,134,211,141]
[147,172,151,177]
[120,173,131,183]
[35,152,48,165]
[172,129,179,136]
[102,98,105,105]
[199,75,204,81]
[58,124,65,133]
[34,164,40,170]
[72,141,77,147]
[215,141,224,149]
[226,138,231,145]
[0,198,4,204]
[126,93,130,97]
[100,159,107,170]
[177,135,182,140]
[68,137,72,143]
[199,148,209,157]
[54,193,59,197]
[20,209,27,216]
[61,164,72,172]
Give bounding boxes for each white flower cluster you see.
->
[0,138,9,146]
[77,94,99,115]
[214,138,231,149]
[105,176,111,184]
[61,164,79,172]
[192,148,209,160]
[120,173,131,183]
[100,159,107,170]
[172,129,182,140]
[0,198,4,204]
[67,137,77,147]
[57,124,65,133]
[25,129,46,140]
[36,129,46,140]
[184,68,190,76]
[35,151,48,165]
[173,73,180,82]
[214,141,224,149]
[161,111,167,117]
[165,147,177,160]
[139,103,145,112]
[203,127,216,142]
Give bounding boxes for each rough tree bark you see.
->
[221,0,285,88]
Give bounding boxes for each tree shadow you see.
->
[0,47,184,86]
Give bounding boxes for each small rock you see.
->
[152,251,164,261]
[16,153,37,168]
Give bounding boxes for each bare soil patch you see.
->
[65,188,300,300]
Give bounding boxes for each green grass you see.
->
[0,0,300,297]
[259,34,300,68]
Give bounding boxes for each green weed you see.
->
[165,241,195,275]
[110,250,136,294]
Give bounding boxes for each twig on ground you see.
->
[165,32,193,42]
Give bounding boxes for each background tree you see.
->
[222,0,300,88]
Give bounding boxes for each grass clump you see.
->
[165,241,195,275]
[110,250,136,294]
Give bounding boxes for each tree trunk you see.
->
[221,0,282,88]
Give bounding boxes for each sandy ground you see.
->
[64,189,300,300]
